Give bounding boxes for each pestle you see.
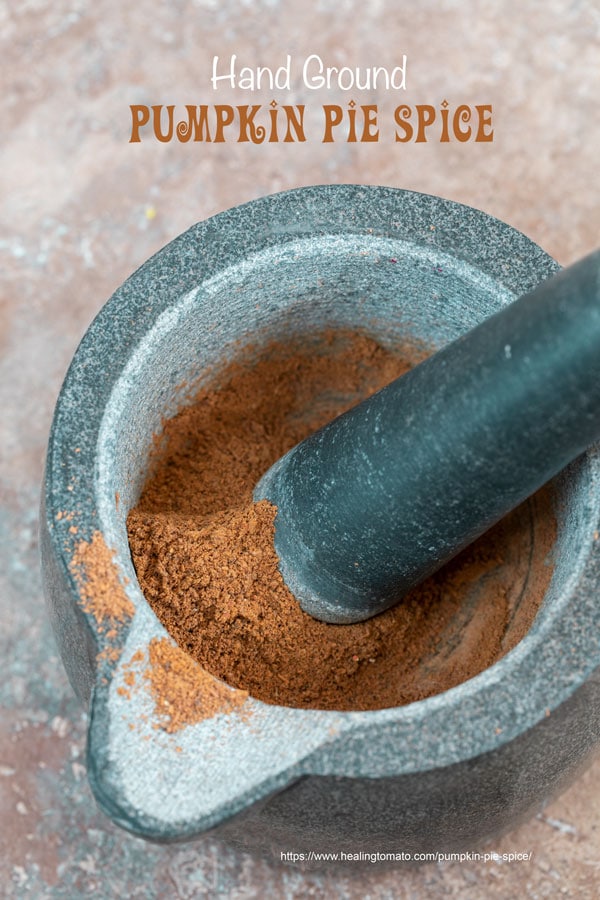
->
[254,250,600,624]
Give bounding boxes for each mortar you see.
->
[41,185,600,855]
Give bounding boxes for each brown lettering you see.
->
[394,105,413,142]
[415,105,436,143]
[453,105,472,142]
[322,105,343,142]
[129,105,150,143]
[282,105,306,142]
[237,105,266,143]
[152,105,174,143]
[361,105,379,142]
[214,105,235,142]
[475,104,494,142]
[177,105,212,142]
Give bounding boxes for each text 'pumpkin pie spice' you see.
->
[127,330,556,712]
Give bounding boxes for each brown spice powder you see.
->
[70,531,134,630]
[127,331,556,711]
[145,637,248,733]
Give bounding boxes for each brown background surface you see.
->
[1,0,599,896]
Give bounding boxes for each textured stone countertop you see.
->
[1,1,599,897]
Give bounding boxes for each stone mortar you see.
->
[41,185,600,854]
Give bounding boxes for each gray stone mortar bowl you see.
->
[41,185,600,855]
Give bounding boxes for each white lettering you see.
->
[274,55,291,90]
[303,54,325,89]
[302,55,407,91]
[390,57,407,90]
[211,55,236,90]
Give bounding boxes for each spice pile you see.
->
[127,330,555,711]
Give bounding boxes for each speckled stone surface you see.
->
[3,1,600,897]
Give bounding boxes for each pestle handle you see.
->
[254,250,600,624]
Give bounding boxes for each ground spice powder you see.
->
[127,331,556,711]
[144,637,248,733]
[70,531,134,630]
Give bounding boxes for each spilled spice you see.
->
[115,640,248,732]
[70,531,134,630]
[145,638,248,733]
[117,649,145,701]
[127,330,556,711]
